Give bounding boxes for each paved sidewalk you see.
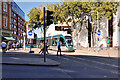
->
[75,48,119,58]
[2,48,60,66]
[2,47,118,67]
[7,47,119,58]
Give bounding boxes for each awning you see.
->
[4,37,15,40]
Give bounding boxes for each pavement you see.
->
[7,47,119,57]
[1,48,61,66]
[1,47,119,67]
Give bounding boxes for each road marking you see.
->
[61,56,119,75]
[10,57,20,60]
[65,55,119,68]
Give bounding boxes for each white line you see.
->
[10,57,20,60]
[61,56,119,75]
[65,56,119,68]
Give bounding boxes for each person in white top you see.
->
[1,42,7,52]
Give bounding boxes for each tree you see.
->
[27,7,42,28]
[27,1,119,46]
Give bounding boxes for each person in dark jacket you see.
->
[57,40,62,56]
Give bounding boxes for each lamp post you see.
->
[23,32,26,50]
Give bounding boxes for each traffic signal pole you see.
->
[43,7,46,62]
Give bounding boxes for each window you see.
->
[18,22,20,25]
[3,3,7,12]
[18,28,20,30]
[12,18,14,22]
[18,17,20,20]
[19,33,20,36]
[3,17,7,29]
[60,37,66,46]
[14,13,16,17]
[14,25,16,28]
[52,38,57,46]
[14,31,16,34]
[12,24,14,28]
[12,11,14,15]
[14,19,16,23]
[65,36,73,46]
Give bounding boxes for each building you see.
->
[0,0,26,46]
[1,0,13,42]
[11,2,26,45]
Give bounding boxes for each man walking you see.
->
[1,41,7,53]
[39,42,44,55]
[45,41,49,54]
[12,42,16,50]
[57,40,62,56]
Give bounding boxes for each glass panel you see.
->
[60,37,66,46]
[3,3,7,12]
[65,36,73,46]
[52,38,57,46]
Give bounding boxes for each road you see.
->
[2,51,119,79]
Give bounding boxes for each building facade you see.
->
[11,2,26,44]
[1,1,13,39]
[0,0,26,45]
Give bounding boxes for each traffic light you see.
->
[47,10,53,26]
[33,22,41,29]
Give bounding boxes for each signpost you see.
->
[97,30,101,36]
[23,32,26,50]
[97,30,101,52]
[28,30,34,53]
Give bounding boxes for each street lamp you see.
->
[23,32,26,50]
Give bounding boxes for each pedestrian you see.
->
[57,40,62,56]
[12,42,16,50]
[45,41,49,55]
[100,44,104,50]
[7,41,11,50]
[1,41,7,53]
[16,42,19,50]
[39,42,44,55]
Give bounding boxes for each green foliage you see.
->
[27,7,41,28]
[27,2,119,30]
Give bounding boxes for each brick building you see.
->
[11,2,26,44]
[0,0,26,45]
[1,0,13,41]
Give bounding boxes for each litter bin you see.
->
[77,43,81,50]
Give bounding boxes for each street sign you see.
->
[27,30,34,39]
[28,31,33,36]
[97,30,101,36]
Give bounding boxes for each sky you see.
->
[15,2,60,38]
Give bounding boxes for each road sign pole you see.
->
[43,7,46,62]
[30,39,32,52]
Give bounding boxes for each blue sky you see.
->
[16,2,47,21]
[15,2,60,38]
